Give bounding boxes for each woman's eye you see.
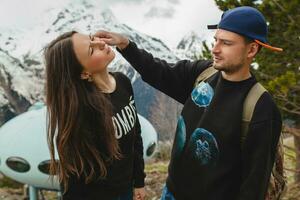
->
[89,47,94,56]
[89,34,95,41]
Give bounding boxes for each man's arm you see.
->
[238,93,282,199]
[94,31,211,104]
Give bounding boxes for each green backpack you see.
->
[194,66,286,200]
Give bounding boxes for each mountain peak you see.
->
[176,31,202,50]
[0,0,178,125]
[174,31,204,60]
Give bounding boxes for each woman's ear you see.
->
[81,71,93,82]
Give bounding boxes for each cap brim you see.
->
[206,25,283,52]
[254,40,283,52]
[207,25,218,29]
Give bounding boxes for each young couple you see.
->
[45,6,283,200]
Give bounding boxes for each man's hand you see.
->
[134,187,146,200]
[93,30,129,50]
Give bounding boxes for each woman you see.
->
[44,31,146,200]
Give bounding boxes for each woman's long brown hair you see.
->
[44,31,120,193]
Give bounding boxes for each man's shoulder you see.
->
[252,89,282,123]
[183,59,213,82]
[176,59,212,68]
[192,59,213,70]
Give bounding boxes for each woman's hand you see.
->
[134,187,146,200]
[93,30,129,50]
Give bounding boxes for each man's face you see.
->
[212,29,249,74]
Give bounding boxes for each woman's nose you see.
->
[93,36,101,42]
[90,40,106,50]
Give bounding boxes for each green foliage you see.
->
[200,41,213,60]
[215,0,259,10]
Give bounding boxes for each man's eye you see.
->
[224,41,232,45]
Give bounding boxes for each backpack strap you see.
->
[241,82,267,147]
[241,83,287,199]
[194,66,218,87]
[194,69,267,147]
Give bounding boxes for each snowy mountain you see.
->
[174,31,206,60]
[0,0,180,128]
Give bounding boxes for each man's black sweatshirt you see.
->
[118,42,282,200]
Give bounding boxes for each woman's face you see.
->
[72,33,115,74]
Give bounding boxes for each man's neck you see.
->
[221,65,252,82]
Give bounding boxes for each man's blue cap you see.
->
[208,6,283,52]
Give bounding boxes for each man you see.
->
[95,6,283,200]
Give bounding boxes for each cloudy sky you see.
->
[0,0,222,48]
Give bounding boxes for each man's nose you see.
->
[212,42,220,55]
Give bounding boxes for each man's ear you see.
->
[247,42,260,58]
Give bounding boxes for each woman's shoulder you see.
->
[112,71,133,92]
[112,71,130,81]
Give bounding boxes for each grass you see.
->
[0,174,23,189]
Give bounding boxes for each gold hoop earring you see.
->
[81,72,93,82]
[87,75,93,82]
